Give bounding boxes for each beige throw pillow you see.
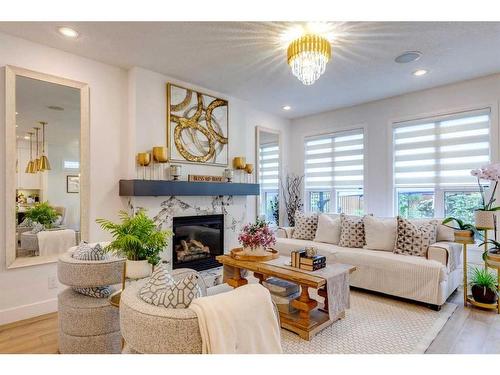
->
[314,214,341,244]
[339,214,366,248]
[292,212,319,240]
[363,216,397,251]
[394,217,437,257]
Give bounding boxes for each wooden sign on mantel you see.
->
[188,174,225,183]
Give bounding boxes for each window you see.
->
[63,160,80,169]
[259,143,279,225]
[305,129,364,214]
[393,108,491,222]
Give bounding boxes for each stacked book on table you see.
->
[291,250,326,271]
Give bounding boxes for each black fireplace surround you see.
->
[172,214,224,271]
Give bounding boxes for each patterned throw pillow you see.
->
[72,242,111,298]
[31,222,45,234]
[139,266,202,308]
[339,214,366,248]
[393,217,438,257]
[292,212,319,240]
[73,241,108,261]
[73,286,112,298]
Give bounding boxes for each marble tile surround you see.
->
[127,195,247,270]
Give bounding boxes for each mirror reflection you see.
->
[257,128,281,226]
[15,76,81,260]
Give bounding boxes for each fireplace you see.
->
[172,214,224,271]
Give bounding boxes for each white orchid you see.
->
[471,163,500,211]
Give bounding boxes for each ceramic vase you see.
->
[126,259,152,279]
[474,210,495,229]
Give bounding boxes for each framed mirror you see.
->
[255,126,282,226]
[5,66,89,268]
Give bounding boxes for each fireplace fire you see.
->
[172,214,224,271]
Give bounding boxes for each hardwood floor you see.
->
[0,313,58,354]
[0,287,499,354]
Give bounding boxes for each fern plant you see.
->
[96,210,172,265]
[469,266,498,292]
[25,202,58,228]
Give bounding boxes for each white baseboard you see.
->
[0,298,58,325]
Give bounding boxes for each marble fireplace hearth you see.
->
[126,195,247,285]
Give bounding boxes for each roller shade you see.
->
[305,129,364,190]
[259,143,279,190]
[393,108,491,187]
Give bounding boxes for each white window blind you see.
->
[259,143,280,190]
[393,108,491,187]
[305,129,364,190]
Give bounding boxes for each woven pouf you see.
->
[57,246,125,354]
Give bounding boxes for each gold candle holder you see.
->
[233,157,246,170]
[137,152,151,180]
[152,146,168,180]
[244,163,254,183]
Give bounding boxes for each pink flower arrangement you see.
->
[470,163,500,211]
[238,219,276,250]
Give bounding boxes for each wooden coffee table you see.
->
[216,254,355,340]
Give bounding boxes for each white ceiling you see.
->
[16,75,80,146]
[2,22,500,118]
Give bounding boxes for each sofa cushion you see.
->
[394,217,437,257]
[363,216,397,251]
[314,214,341,244]
[339,214,366,248]
[292,212,318,240]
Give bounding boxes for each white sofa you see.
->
[275,216,462,309]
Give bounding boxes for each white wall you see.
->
[0,36,290,324]
[0,32,129,324]
[127,67,291,222]
[289,74,500,217]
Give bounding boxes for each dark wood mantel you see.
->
[119,179,260,197]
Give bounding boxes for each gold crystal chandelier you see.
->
[287,34,332,85]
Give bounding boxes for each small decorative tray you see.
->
[230,247,279,262]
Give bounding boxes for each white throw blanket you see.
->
[37,229,76,257]
[189,284,283,354]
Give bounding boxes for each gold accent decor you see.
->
[460,229,500,314]
[38,121,51,171]
[152,146,168,163]
[244,163,254,174]
[33,127,40,173]
[25,132,36,174]
[167,83,228,165]
[137,152,151,166]
[233,157,246,170]
[287,34,332,85]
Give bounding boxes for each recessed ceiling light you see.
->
[395,51,422,64]
[282,105,291,111]
[15,111,18,115]
[413,69,428,76]
[57,27,79,39]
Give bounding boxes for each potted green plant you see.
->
[478,238,500,268]
[24,201,59,229]
[96,210,173,279]
[469,266,498,304]
[441,217,477,242]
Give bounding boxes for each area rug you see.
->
[281,290,457,354]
